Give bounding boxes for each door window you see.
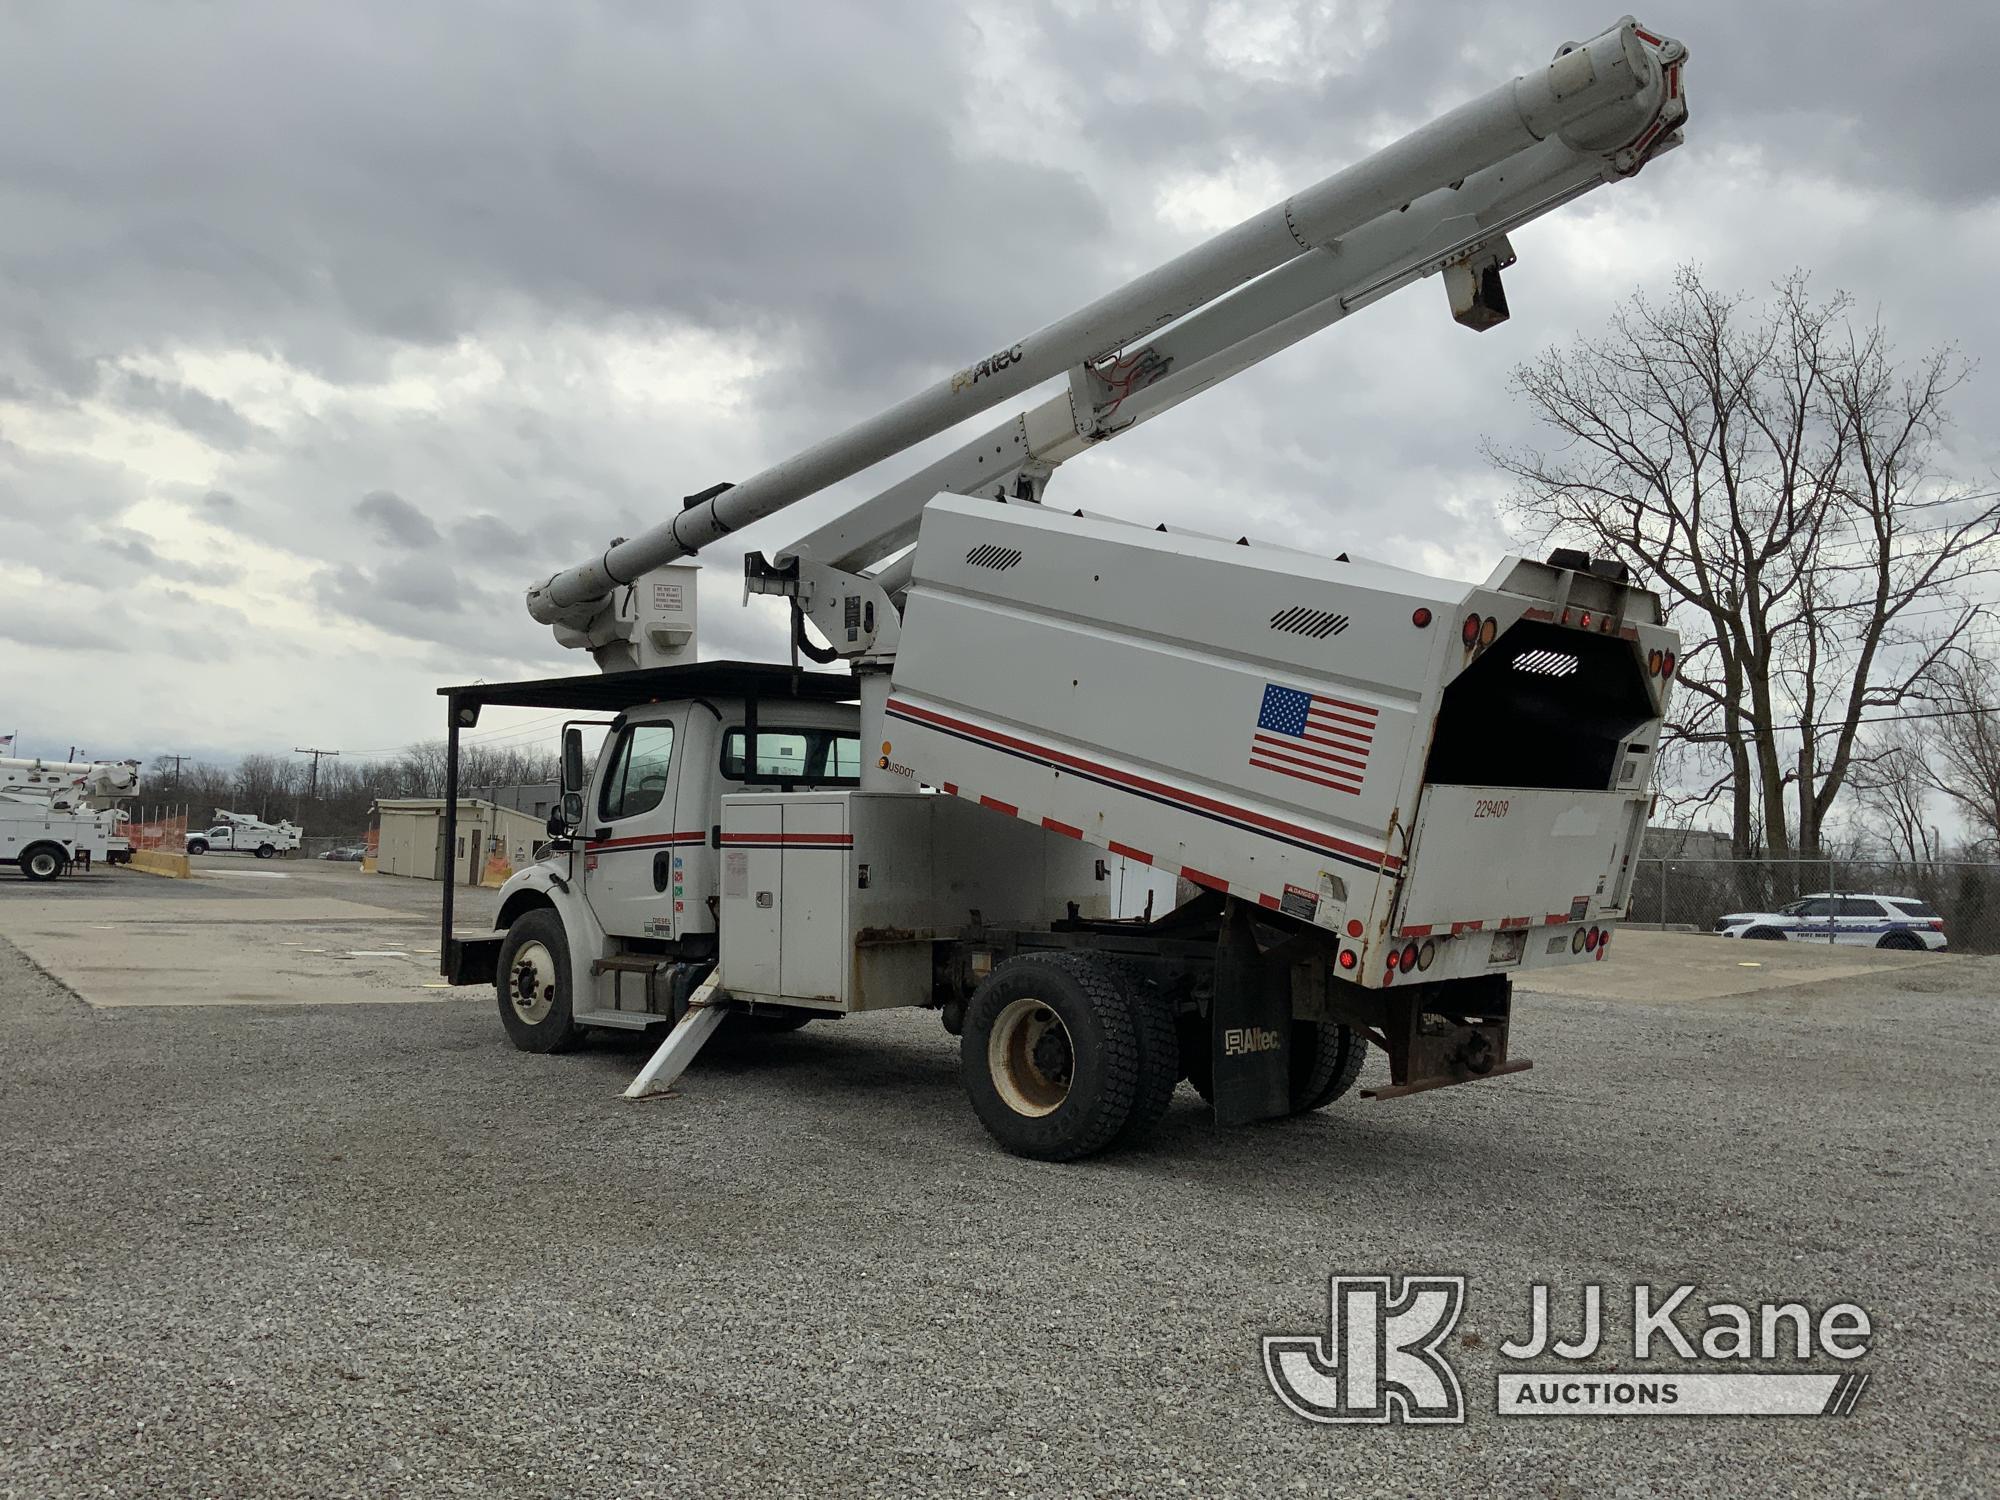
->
[600,724,677,820]
[1836,898,1886,917]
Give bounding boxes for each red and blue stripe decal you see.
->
[884,697,1401,877]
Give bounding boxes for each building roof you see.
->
[438,659,858,716]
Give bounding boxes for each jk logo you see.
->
[1264,1276,1466,1424]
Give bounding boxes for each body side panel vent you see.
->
[1269,605,1350,639]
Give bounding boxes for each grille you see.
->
[965,544,1024,571]
[1268,605,1350,639]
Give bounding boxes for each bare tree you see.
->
[1488,266,1998,857]
[1895,660,2000,855]
[1847,724,1942,864]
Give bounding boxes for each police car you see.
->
[1715,893,1948,950]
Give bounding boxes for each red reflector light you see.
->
[1578,611,1592,630]
[1662,652,1676,678]
[1461,613,1481,647]
[1346,919,1364,939]
[1400,942,1419,971]
[1412,607,1433,628]
[1584,926,1600,951]
[1338,949,1358,970]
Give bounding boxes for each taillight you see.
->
[1461,613,1481,648]
[1930,920,1945,932]
[1584,926,1600,951]
[1662,651,1676,678]
[1578,611,1592,630]
[1400,941,1420,971]
[1386,947,1401,971]
[1412,607,1433,628]
[1338,949,1358,970]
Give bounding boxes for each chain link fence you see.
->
[1626,858,2000,953]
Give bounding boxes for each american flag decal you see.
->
[1249,684,1376,795]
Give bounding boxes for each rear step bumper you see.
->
[1363,1057,1532,1100]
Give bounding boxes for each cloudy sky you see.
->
[2,0,1996,770]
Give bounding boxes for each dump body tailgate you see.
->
[1396,785,1645,931]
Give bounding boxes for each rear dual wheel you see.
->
[1183,1016,1368,1115]
[961,952,1178,1162]
[20,845,65,882]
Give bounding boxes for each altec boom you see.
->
[447,18,1690,1161]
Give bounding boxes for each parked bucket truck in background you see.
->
[0,756,140,868]
[441,17,1690,1159]
[187,810,304,859]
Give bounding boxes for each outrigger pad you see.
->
[1209,903,1292,1126]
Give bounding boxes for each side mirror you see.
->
[562,727,585,792]
[562,790,584,826]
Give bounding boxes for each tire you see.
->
[255,844,275,860]
[186,839,209,856]
[1184,1015,1367,1115]
[495,908,585,1053]
[1043,952,1179,1144]
[1744,927,1786,941]
[1876,931,1923,951]
[961,952,1142,1162]
[20,845,66,883]
[1289,1021,1368,1113]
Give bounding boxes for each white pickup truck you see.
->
[186,813,304,859]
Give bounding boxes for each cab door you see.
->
[582,714,694,940]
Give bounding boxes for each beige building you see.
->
[372,798,547,885]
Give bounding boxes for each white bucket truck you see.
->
[441,18,1689,1158]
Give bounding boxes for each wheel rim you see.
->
[988,996,1073,1116]
[507,940,559,1025]
[29,852,56,878]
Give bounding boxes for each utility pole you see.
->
[161,754,188,788]
[294,747,340,803]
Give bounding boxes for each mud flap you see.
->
[1210,901,1292,1125]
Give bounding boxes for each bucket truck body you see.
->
[449,16,1693,1159]
[0,757,141,863]
[1,793,109,880]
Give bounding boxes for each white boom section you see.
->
[527,18,1687,634]
[0,757,140,808]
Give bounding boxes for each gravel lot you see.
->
[1,906,1994,1498]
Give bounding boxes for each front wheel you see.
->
[495,908,584,1053]
[961,953,1142,1161]
[20,845,66,882]
[1743,927,1786,941]
[186,839,209,856]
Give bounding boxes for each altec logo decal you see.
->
[1265,1278,1873,1423]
